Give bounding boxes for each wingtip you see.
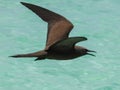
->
[20,2,28,5]
[80,36,88,41]
[20,2,24,4]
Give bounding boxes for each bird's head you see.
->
[75,46,96,56]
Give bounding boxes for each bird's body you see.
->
[12,46,89,60]
[46,46,87,60]
[10,2,96,61]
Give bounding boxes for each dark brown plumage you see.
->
[10,2,96,61]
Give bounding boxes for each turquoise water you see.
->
[0,0,120,90]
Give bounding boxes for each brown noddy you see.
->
[10,2,96,61]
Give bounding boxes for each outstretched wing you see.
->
[21,2,74,49]
[48,37,87,53]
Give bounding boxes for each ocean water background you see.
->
[0,0,120,90]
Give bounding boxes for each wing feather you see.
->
[21,2,74,49]
[48,37,87,52]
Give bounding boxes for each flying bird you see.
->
[10,2,96,61]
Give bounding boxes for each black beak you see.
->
[87,50,96,57]
[87,50,96,53]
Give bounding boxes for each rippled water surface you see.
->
[0,0,120,90]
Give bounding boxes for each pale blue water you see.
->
[0,0,120,90]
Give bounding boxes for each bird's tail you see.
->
[10,54,36,58]
[10,50,47,58]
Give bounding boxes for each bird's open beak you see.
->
[87,50,96,56]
